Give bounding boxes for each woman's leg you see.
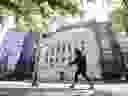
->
[70,70,80,88]
[81,71,94,89]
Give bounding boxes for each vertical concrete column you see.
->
[96,0,109,22]
[96,0,103,8]
[87,30,101,79]
[81,0,88,9]
[48,16,56,32]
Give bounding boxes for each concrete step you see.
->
[0,83,128,96]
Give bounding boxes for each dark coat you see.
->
[112,42,126,74]
[69,55,87,72]
[101,42,125,75]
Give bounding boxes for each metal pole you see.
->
[32,34,41,87]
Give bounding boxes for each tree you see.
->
[112,0,128,33]
[122,0,128,35]
[122,0,128,9]
[0,0,80,32]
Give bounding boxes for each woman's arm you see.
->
[68,57,79,66]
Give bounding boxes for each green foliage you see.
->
[112,9,125,32]
[112,0,128,32]
[0,0,80,32]
[122,0,128,9]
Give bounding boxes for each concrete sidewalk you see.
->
[0,81,128,96]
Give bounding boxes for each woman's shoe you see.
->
[70,84,75,88]
[32,81,39,87]
[88,85,94,90]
